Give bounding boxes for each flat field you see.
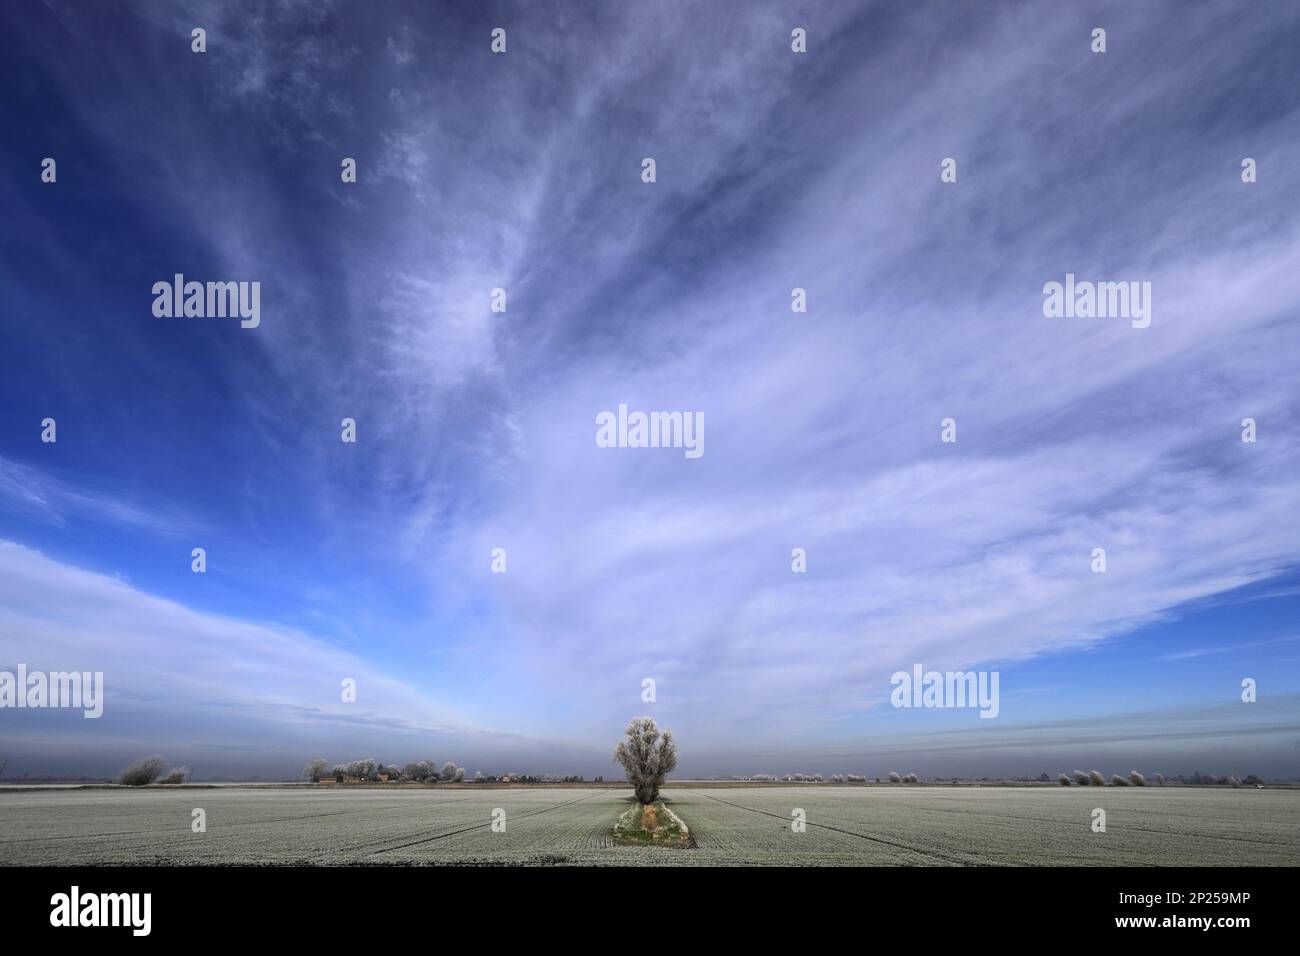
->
[1,785,1296,866]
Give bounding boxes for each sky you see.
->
[1,0,1298,781]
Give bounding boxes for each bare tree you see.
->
[1058,773,1072,786]
[613,716,678,804]
[302,759,329,783]
[161,767,189,785]
[1129,770,1146,786]
[440,761,463,782]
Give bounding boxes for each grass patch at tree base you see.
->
[612,800,694,848]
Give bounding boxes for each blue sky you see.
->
[1,0,1298,780]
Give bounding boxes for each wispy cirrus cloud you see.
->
[2,0,1298,775]
[0,540,597,776]
[1158,636,1300,662]
[0,456,204,537]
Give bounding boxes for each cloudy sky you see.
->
[2,0,1298,780]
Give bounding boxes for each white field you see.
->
[1,785,1296,866]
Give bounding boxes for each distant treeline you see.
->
[303,758,595,785]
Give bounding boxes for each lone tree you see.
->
[613,717,678,804]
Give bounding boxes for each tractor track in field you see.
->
[871,799,1298,848]
[364,790,607,855]
[0,801,421,845]
[694,792,980,865]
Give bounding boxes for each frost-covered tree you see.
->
[888,771,901,783]
[440,761,464,782]
[118,755,166,786]
[302,759,329,783]
[1058,773,1071,786]
[1088,770,1106,787]
[1129,770,1146,786]
[613,716,678,804]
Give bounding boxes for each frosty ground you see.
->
[2,785,1296,866]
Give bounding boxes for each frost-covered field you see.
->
[2,785,1296,866]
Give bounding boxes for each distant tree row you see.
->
[723,769,1269,787]
[730,772,910,783]
[888,772,921,783]
[1054,770,1262,787]
[303,758,464,783]
[734,773,880,782]
[1179,771,1263,786]
[300,759,591,785]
